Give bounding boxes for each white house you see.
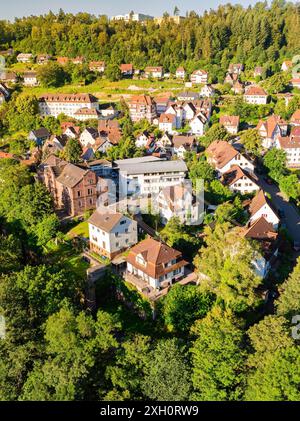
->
[157,184,199,225]
[17,53,33,63]
[159,113,177,133]
[248,190,280,229]
[244,85,268,105]
[275,135,300,168]
[89,61,105,73]
[93,137,114,154]
[190,69,208,84]
[115,156,188,196]
[206,140,255,174]
[79,128,99,148]
[63,126,80,139]
[165,103,184,128]
[173,135,197,158]
[190,113,207,136]
[219,115,240,135]
[222,165,260,194]
[176,67,186,79]
[88,211,138,260]
[23,71,39,87]
[200,84,215,98]
[145,66,164,78]
[126,238,187,290]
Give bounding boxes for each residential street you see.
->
[257,175,300,242]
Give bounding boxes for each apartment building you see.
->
[128,95,157,123]
[38,93,99,118]
[88,211,138,259]
[115,156,188,196]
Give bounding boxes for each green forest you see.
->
[1,1,300,81]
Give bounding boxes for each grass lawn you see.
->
[44,239,89,279]
[21,77,186,101]
[67,220,89,238]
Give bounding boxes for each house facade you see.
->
[206,140,255,174]
[176,67,186,79]
[115,156,188,196]
[275,135,300,168]
[145,66,164,78]
[42,156,99,216]
[244,85,268,105]
[23,72,39,87]
[222,165,260,194]
[38,93,99,118]
[219,115,240,135]
[190,69,208,84]
[88,211,138,259]
[128,95,157,122]
[248,190,280,229]
[126,238,187,290]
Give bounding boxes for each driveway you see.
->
[257,175,300,242]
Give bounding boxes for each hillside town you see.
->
[1,3,300,405]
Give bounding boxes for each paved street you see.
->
[257,175,300,242]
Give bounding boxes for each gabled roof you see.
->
[159,113,176,124]
[222,165,258,186]
[88,211,124,232]
[120,63,133,72]
[220,115,240,127]
[249,190,278,218]
[245,85,267,97]
[277,135,300,149]
[244,216,278,240]
[126,238,186,279]
[129,94,154,106]
[39,93,98,104]
[206,140,239,169]
[56,163,90,188]
[30,127,50,138]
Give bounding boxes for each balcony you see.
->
[124,269,197,302]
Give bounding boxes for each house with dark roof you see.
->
[222,165,260,194]
[42,156,99,216]
[28,127,50,146]
[88,210,138,259]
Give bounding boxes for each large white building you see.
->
[38,93,99,118]
[111,12,154,22]
[115,156,188,197]
[88,211,138,260]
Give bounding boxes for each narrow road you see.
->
[257,175,300,242]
